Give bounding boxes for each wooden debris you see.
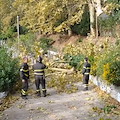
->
[48,67,74,74]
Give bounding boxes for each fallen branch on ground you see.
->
[48,67,75,74]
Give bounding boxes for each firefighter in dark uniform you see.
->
[32,56,47,97]
[20,56,29,99]
[82,57,91,90]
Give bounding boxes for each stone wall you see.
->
[90,75,120,102]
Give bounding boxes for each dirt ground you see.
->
[1,82,120,120]
[47,34,116,51]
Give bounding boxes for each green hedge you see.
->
[0,47,19,92]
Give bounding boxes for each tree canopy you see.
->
[0,0,120,35]
[0,0,86,34]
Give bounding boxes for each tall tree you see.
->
[1,0,114,37]
[55,0,86,35]
[12,0,86,35]
[0,0,15,32]
[87,1,95,36]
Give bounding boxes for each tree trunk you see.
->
[66,3,72,36]
[89,3,95,36]
[94,0,102,38]
[68,28,72,36]
[94,0,102,16]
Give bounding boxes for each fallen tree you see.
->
[48,67,75,74]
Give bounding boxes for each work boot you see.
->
[21,95,28,100]
[36,91,41,97]
[43,90,46,97]
[83,84,88,91]
[86,86,88,90]
[83,87,88,91]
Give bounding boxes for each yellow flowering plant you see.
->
[96,45,120,86]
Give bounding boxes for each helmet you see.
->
[36,56,42,63]
[84,57,88,61]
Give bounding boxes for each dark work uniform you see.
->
[32,61,46,97]
[20,63,29,97]
[82,61,91,89]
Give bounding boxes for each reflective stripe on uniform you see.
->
[24,73,29,77]
[22,89,26,94]
[20,69,29,72]
[21,89,26,95]
[42,89,46,91]
[86,67,90,69]
[36,90,40,92]
[84,73,89,75]
[34,73,44,75]
[34,69,44,72]
[83,67,90,69]
[84,84,88,87]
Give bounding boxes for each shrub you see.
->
[88,55,96,76]
[2,26,14,39]
[0,26,16,42]
[96,45,120,85]
[39,37,52,53]
[71,6,90,36]
[77,38,82,43]
[19,33,36,55]
[0,47,19,92]
[63,54,84,70]
[115,39,120,46]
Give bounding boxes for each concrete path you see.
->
[1,82,120,120]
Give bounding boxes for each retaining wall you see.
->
[90,75,120,102]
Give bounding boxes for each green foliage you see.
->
[20,33,36,55]
[3,27,14,38]
[115,39,120,45]
[89,56,96,76]
[71,7,90,36]
[101,105,116,114]
[98,16,116,37]
[62,36,120,86]
[0,22,2,35]
[0,0,119,36]
[0,0,86,34]
[39,37,52,53]
[64,54,84,70]
[0,26,15,40]
[55,19,64,27]
[0,47,19,92]
[107,0,119,3]
[96,45,120,85]
[77,38,82,42]
[99,117,111,120]
[99,0,120,37]
[13,25,28,35]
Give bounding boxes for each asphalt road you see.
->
[1,82,120,120]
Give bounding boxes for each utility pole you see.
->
[96,11,98,39]
[17,15,20,55]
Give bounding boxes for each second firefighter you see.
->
[32,56,47,97]
[20,56,29,99]
[82,57,91,90]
